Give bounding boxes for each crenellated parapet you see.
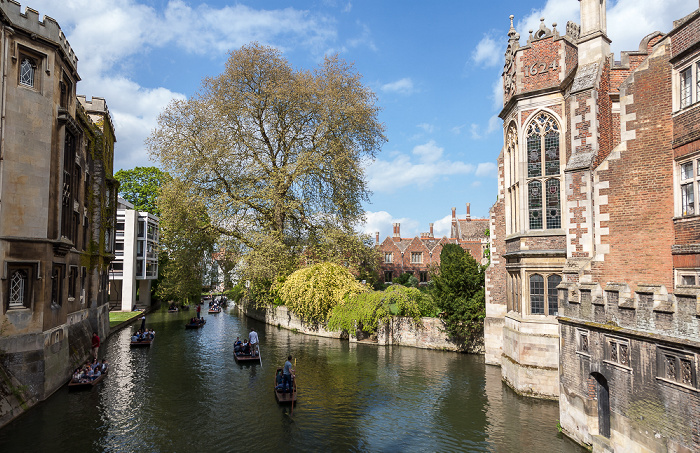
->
[0,1,78,72]
[558,281,700,344]
[77,95,116,142]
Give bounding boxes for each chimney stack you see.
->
[451,207,456,219]
[467,203,471,221]
[430,223,434,237]
[393,223,401,239]
[375,231,379,245]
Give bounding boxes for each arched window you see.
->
[526,113,561,230]
[9,270,27,307]
[529,273,562,315]
[19,58,35,87]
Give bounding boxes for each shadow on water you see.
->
[0,307,587,453]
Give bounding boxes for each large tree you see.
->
[114,166,170,216]
[147,43,386,283]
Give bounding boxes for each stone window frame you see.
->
[656,346,697,389]
[410,252,423,264]
[4,262,38,311]
[419,271,428,283]
[675,268,700,287]
[676,155,700,217]
[604,335,632,371]
[507,271,522,314]
[50,263,65,309]
[674,58,700,112]
[16,45,46,92]
[576,328,590,357]
[524,112,562,231]
[68,265,79,300]
[528,272,562,316]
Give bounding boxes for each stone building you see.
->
[108,198,159,312]
[485,0,700,451]
[377,204,488,283]
[0,2,117,426]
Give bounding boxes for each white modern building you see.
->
[108,198,159,311]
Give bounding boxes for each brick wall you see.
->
[671,11,700,58]
[520,36,564,93]
[592,43,674,290]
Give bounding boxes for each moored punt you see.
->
[234,352,261,364]
[167,308,178,313]
[68,371,107,390]
[130,337,154,347]
[274,368,297,404]
[185,319,206,329]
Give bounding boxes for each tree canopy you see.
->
[148,43,386,285]
[431,244,485,348]
[114,166,170,216]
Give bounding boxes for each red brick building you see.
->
[376,204,488,283]
[485,1,700,451]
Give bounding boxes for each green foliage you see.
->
[277,262,367,324]
[431,244,485,349]
[156,179,217,305]
[226,282,245,304]
[114,167,170,216]
[327,285,436,334]
[394,272,418,287]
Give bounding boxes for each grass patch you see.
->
[109,311,142,328]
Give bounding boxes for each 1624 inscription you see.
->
[523,60,558,77]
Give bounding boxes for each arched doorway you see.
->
[592,372,610,438]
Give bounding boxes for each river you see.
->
[0,307,586,452]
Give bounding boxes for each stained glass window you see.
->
[529,181,542,229]
[546,179,561,229]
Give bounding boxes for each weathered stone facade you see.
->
[0,2,117,427]
[487,1,700,451]
[376,204,488,284]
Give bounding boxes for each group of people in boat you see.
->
[275,355,295,393]
[72,359,109,383]
[188,317,205,326]
[233,336,258,356]
[131,329,155,342]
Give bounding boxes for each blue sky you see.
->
[24,0,697,239]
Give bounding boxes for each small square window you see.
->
[411,252,422,264]
[384,252,392,264]
[682,275,696,286]
[681,162,694,180]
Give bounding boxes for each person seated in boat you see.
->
[149,328,156,339]
[92,367,101,380]
[101,360,109,374]
[275,370,284,390]
[72,367,83,383]
[242,340,251,355]
[131,332,139,342]
[86,367,95,380]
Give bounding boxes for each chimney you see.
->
[393,223,400,239]
[467,203,471,221]
[451,207,456,219]
[429,223,434,238]
[375,231,379,245]
[451,208,458,239]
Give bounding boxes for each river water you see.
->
[0,307,585,452]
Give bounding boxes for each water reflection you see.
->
[0,308,585,452]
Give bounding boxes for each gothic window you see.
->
[526,113,561,230]
[547,274,561,315]
[19,57,36,87]
[658,348,696,387]
[529,273,561,315]
[8,269,28,309]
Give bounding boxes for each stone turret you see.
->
[577,0,611,65]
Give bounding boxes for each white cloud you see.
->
[381,77,415,95]
[361,211,421,240]
[431,214,453,238]
[451,124,466,135]
[472,34,502,67]
[366,140,476,192]
[417,123,435,134]
[470,124,482,140]
[475,162,497,177]
[492,77,503,111]
[487,115,501,134]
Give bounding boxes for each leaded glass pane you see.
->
[546,179,561,229]
[681,67,692,108]
[19,58,34,87]
[544,132,559,175]
[527,135,541,177]
[681,359,692,385]
[666,355,677,380]
[610,341,618,362]
[620,344,629,366]
[580,333,589,353]
[530,274,544,314]
[682,183,695,216]
[547,274,561,315]
[529,181,542,229]
[681,161,693,180]
[9,270,26,307]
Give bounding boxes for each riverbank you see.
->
[238,301,484,353]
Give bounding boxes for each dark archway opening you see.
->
[592,372,610,438]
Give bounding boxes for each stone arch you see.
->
[591,372,611,438]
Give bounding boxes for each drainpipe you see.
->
[0,26,10,225]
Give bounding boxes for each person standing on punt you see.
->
[91,332,100,360]
[283,355,294,393]
[249,328,259,356]
[196,303,201,319]
[140,314,146,331]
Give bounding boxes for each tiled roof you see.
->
[457,219,489,240]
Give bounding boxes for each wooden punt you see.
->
[208,307,221,314]
[68,371,107,390]
[167,308,178,313]
[185,319,206,329]
[274,368,297,404]
[130,337,154,347]
[234,352,261,364]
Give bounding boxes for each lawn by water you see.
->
[108,311,142,328]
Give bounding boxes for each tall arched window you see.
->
[526,113,561,230]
